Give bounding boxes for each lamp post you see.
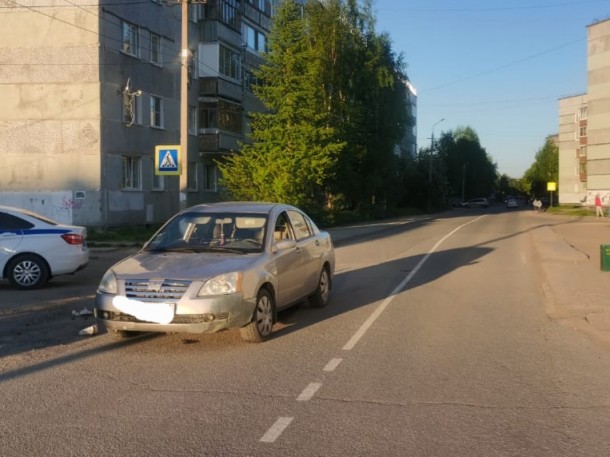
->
[428,118,445,183]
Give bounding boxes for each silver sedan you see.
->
[95,202,335,342]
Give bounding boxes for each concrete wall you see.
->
[0,2,102,226]
[587,19,610,192]
[558,94,587,204]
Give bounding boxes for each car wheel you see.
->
[7,254,49,290]
[240,288,274,343]
[309,266,331,308]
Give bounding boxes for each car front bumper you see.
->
[95,292,257,334]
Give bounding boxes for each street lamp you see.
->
[428,118,445,183]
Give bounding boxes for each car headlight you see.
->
[198,272,243,297]
[98,269,118,294]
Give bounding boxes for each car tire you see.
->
[309,266,331,308]
[240,288,274,343]
[7,254,49,290]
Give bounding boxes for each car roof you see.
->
[183,201,290,214]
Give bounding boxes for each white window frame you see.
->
[122,156,142,190]
[150,32,162,66]
[121,21,140,57]
[150,95,164,129]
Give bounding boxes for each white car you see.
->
[95,202,335,342]
[0,205,89,289]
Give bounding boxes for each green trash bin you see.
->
[601,245,610,271]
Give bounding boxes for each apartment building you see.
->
[558,18,610,205]
[558,94,587,204]
[0,0,275,227]
[395,80,418,159]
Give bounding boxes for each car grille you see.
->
[124,279,191,303]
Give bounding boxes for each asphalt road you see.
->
[1,208,609,456]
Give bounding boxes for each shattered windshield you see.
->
[145,212,268,254]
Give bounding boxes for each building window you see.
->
[150,95,164,128]
[122,90,142,126]
[151,158,164,190]
[245,24,267,53]
[579,146,587,157]
[150,32,162,65]
[200,100,242,133]
[219,45,241,81]
[220,0,240,29]
[122,156,142,190]
[579,125,587,137]
[579,106,588,120]
[188,105,198,135]
[203,165,217,191]
[122,21,140,57]
[188,162,199,191]
[244,69,260,93]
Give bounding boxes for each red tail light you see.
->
[61,233,85,245]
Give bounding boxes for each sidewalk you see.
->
[529,214,610,341]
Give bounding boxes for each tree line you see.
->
[217,0,556,222]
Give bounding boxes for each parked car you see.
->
[95,202,335,342]
[506,198,518,209]
[0,205,89,289]
[465,198,490,208]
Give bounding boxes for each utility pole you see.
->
[179,0,190,210]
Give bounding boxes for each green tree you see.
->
[524,137,558,198]
[439,126,497,202]
[217,0,344,213]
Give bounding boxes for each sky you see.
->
[373,0,610,178]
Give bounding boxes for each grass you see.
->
[546,205,596,217]
[87,225,161,246]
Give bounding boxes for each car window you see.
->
[273,212,294,242]
[0,212,34,230]
[287,210,312,241]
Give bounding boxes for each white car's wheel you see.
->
[7,254,49,290]
[240,289,274,342]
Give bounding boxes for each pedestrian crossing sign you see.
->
[155,145,181,175]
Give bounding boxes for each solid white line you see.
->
[342,216,485,351]
[260,417,294,443]
[297,382,322,401]
[323,358,343,372]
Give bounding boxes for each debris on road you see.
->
[79,324,98,336]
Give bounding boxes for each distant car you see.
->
[506,198,518,209]
[95,202,335,342]
[0,205,89,289]
[466,198,489,208]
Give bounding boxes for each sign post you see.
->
[155,145,181,176]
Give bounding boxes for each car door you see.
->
[271,211,309,308]
[286,210,320,296]
[0,211,26,276]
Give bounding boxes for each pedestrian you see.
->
[595,194,604,218]
[533,198,542,213]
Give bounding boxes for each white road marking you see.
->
[342,216,485,351]
[260,417,294,443]
[297,382,322,401]
[323,358,343,372]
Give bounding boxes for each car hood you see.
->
[110,251,261,281]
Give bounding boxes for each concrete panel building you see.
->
[559,17,610,205]
[0,0,275,227]
[558,94,587,204]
